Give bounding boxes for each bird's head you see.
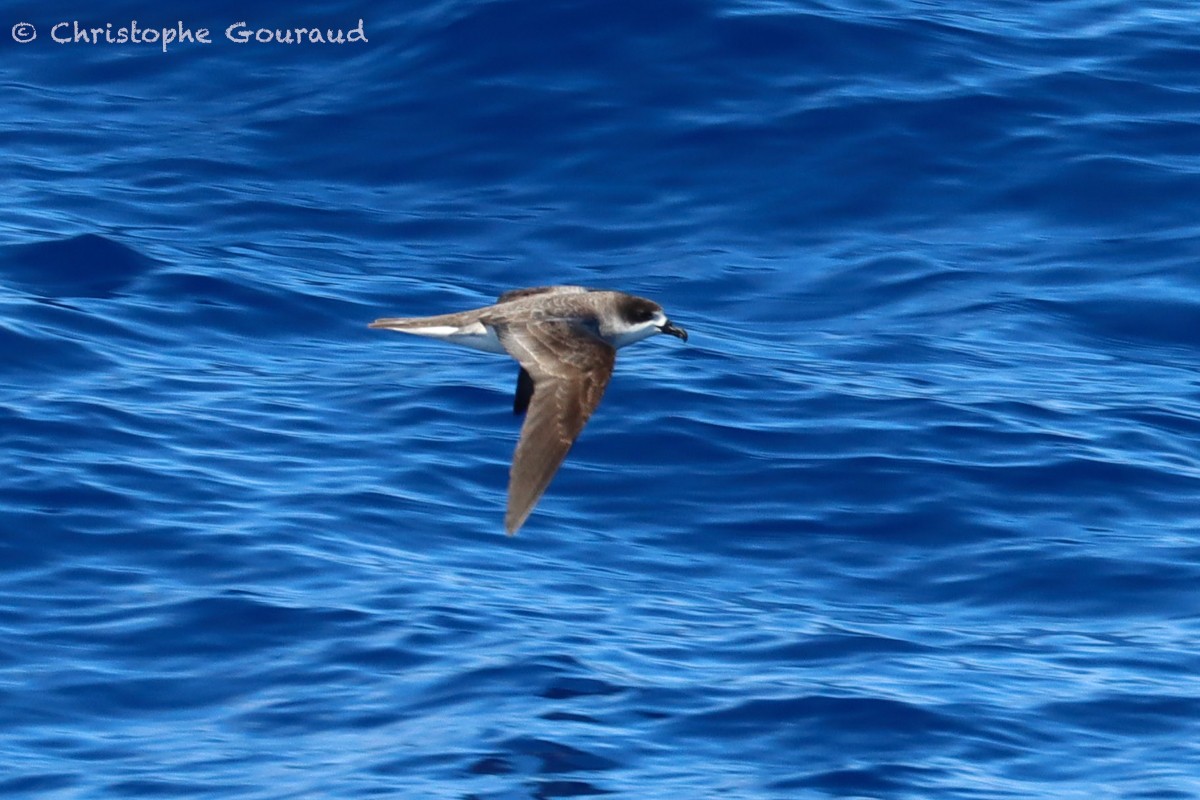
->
[608,295,688,348]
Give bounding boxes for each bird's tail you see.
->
[368,312,468,331]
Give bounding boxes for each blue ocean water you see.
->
[3,0,1199,797]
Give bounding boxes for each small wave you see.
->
[1,233,155,299]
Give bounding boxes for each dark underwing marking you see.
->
[513,367,534,415]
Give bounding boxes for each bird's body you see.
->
[369,286,687,534]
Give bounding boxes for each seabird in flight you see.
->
[369,285,687,534]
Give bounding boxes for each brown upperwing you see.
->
[492,319,616,534]
[496,285,589,304]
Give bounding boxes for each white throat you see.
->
[608,319,663,349]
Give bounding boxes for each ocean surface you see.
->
[3,1,1199,797]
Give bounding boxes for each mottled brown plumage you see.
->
[370,286,686,534]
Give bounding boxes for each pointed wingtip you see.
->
[369,317,413,330]
[505,505,530,536]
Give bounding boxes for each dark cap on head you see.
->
[619,296,662,324]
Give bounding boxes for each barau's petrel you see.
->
[369,285,687,534]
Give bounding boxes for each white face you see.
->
[608,311,668,349]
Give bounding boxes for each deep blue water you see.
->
[3,1,1200,797]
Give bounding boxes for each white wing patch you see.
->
[405,326,461,336]
[403,322,507,354]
